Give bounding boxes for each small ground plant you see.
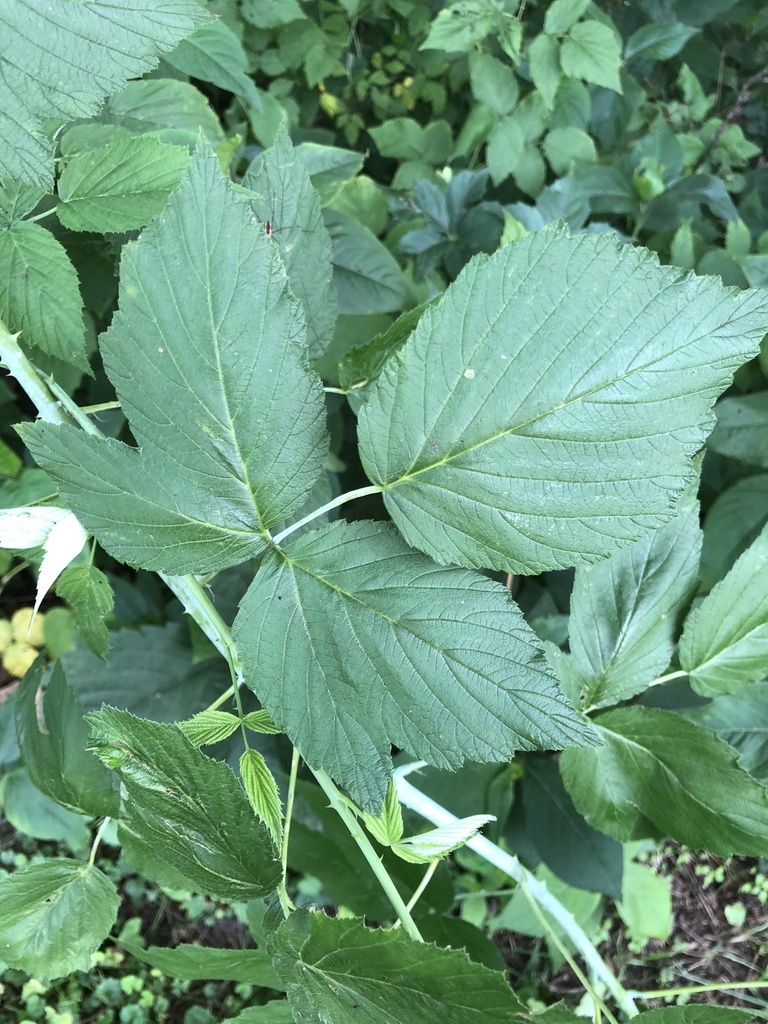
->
[2,3,768,1024]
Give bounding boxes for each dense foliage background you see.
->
[2,0,768,1021]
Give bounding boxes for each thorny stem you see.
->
[270,484,383,545]
[278,747,301,917]
[313,768,424,943]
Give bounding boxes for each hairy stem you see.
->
[314,768,424,943]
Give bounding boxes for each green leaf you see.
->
[243,131,338,361]
[543,127,597,175]
[560,706,768,855]
[616,862,672,941]
[240,748,284,847]
[105,79,223,146]
[560,21,622,93]
[55,565,114,659]
[528,35,562,109]
[361,780,404,846]
[179,710,241,746]
[544,0,590,35]
[0,859,119,981]
[0,179,45,226]
[87,707,281,899]
[420,2,496,54]
[1,767,89,846]
[242,0,306,29]
[293,144,364,206]
[338,302,432,396]
[119,939,284,988]
[683,682,768,779]
[700,474,768,589]
[234,519,593,812]
[357,227,768,574]
[243,709,282,735]
[632,1008,753,1024]
[708,392,768,468]
[22,146,328,576]
[392,814,493,864]
[62,622,230,721]
[370,119,428,162]
[568,496,701,710]
[57,136,190,234]
[520,758,623,899]
[268,909,525,1022]
[221,1003,294,1024]
[165,20,260,106]
[624,23,699,62]
[0,0,205,186]
[469,53,519,117]
[325,210,408,315]
[486,117,525,187]
[679,524,768,696]
[14,659,118,818]
[0,221,87,370]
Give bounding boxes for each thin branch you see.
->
[694,62,768,170]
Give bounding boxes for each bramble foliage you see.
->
[2,2,768,1021]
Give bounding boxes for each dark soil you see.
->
[497,847,768,1011]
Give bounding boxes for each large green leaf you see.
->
[679,523,768,696]
[165,19,261,106]
[243,131,338,361]
[22,146,328,575]
[14,659,118,817]
[57,135,190,233]
[0,0,205,187]
[708,391,768,467]
[1,767,90,846]
[683,682,768,779]
[0,220,87,369]
[234,519,594,811]
[560,706,768,855]
[61,622,229,721]
[268,909,525,1023]
[325,210,409,314]
[119,939,283,989]
[87,708,281,900]
[520,758,623,899]
[700,473,768,588]
[0,859,119,981]
[358,228,768,572]
[567,494,701,710]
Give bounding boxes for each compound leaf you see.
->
[560,706,768,855]
[87,707,281,900]
[268,909,525,1022]
[358,227,768,573]
[234,519,594,812]
[22,145,328,575]
[0,859,118,981]
[0,0,205,187]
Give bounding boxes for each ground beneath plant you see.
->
[498,848,768,1011]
